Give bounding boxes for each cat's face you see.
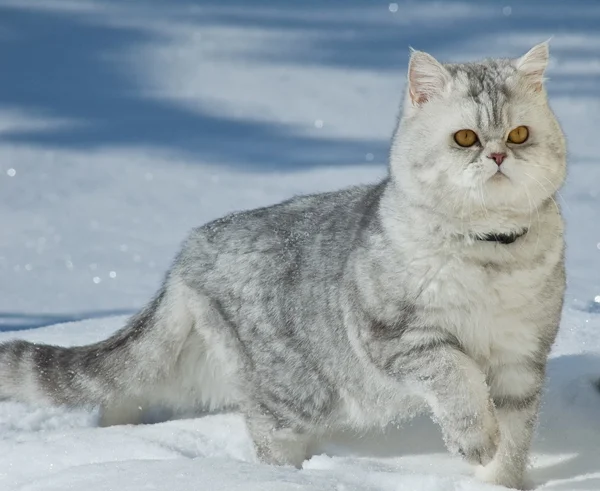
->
[391,43,566,221]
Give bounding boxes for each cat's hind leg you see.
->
[99,400,145,426]
[244,404,312,468]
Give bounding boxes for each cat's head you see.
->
[390,43,566,224]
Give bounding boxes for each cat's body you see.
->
[0,44,566,489]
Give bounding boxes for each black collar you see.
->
[476,229,528,245]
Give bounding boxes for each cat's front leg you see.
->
[476,360,544,490]
[373,328,499,465]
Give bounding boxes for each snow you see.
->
[1,0,600,489]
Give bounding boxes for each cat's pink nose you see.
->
[488,152,506,166]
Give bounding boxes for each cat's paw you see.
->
[455,407,500,466]
[475,462,530,490]
[459,435,497,466]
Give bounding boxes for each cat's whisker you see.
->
[456,189,470,237]
[523,164,570,210]
[427,187,458,216]
[412,261,448,304]
[477,182,490,221]
[520,181,541,256]
[526,163,554,170]
[523,172,561,216]
[535,172,571,214]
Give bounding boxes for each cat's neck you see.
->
[378,179,557,248]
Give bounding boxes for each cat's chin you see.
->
[487,171,510,183]
[481,174,552,214]
[481,172,515,201]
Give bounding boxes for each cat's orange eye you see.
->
[507,126,529,144]
[454,129,479,147]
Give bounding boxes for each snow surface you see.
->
[1,0,600,490]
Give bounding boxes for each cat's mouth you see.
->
[490,169,510,182]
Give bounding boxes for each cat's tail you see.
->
[0,279,196,422]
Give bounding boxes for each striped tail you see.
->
[0,284,193,413]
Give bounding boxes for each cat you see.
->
[0,42,566,489]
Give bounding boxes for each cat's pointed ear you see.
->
[514,41,549,92]
[408,49,450,106]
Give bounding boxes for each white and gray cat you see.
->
[0,43,566,489]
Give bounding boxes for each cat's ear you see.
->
[514,41,549,92]
[407,49,450,106]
